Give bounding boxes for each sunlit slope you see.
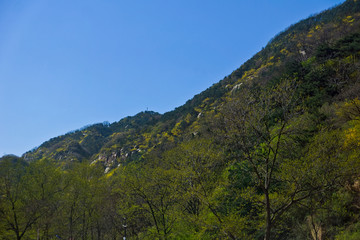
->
[23,0,360,171]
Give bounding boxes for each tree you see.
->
[21,159,65,240]
[114,160,180,239]
[221,79,316,239]
[164,138,230,238]
[0,156,29,240]
[57,162,107,240]
[0,157,63,240]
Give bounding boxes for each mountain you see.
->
[2,1,360,239]
[22,0,360,170]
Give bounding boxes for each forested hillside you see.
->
[1,0,360,239]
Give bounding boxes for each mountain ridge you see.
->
[2,1,360,239]
[21,0,360,171]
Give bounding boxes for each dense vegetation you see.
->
[2,0,360,239]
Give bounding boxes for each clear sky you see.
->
[0,0,345,157]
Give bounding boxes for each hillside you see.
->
[1,0,360,239]
[22,0,360,172]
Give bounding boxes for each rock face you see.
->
[231,83,243,93]
[93,148,130,172]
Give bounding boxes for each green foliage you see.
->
[336,222,360,240]
[3,1,360,239]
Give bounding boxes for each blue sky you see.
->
[0,0,345,156]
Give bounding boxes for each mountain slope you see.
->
[2,1,360,239]
[23,0,360,171]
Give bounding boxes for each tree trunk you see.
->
[264,188,272,240]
